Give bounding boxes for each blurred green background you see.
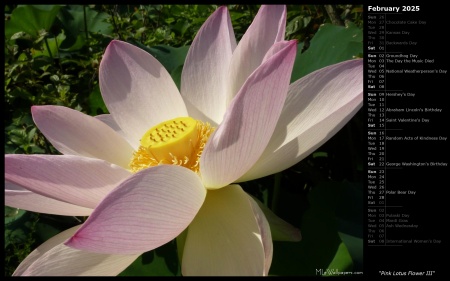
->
[4,4,364,276]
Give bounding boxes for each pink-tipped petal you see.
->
[247,194,302,242]
[182,185,269,276]
[239,59,363,181]
[181,6,236,125]
[5,154,131,209]
[14,225,139,276]
[228,5,286,103]
[200,41,297,189]
[65,165,206,255]
[5,181,93,216]
[262,40,294,63]
[32,105,134,168]
[100,40,188,147]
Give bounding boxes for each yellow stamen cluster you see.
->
[129,117,215,174]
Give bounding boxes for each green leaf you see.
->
[5,207,26,225]
[269,181,357,275]
[30,145,46,154]
[119,241,180,276]
[4,209,36,249]
[5,5,62,40]
[57,5,113,50]
[5,144,18,154]
[10,31,30,41]
[170,65,183,90]
[229,11,245,22]
[291,22,363,83]
[34,215,82,244]
[172,20,191,37]
[129,40,189,74]
[27,127,37,142]
[335,181,363,271]
[286,15,306,36]
[338,232,363,271]
[88,84,108,115]
[60,34,86,52]
[323,242,353,276]
[148,45,189,74]
[31,32,66,58]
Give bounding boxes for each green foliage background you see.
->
[4,4,364,276]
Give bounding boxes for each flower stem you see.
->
[271,172,282,212]
[176,228,188,264]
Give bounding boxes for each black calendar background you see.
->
[364,1,448,278]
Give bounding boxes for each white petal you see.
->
[5,181,93,216]
[182,185,270,276]
[65,165,206,254]
[200,41,297,188]
[181,6,236,125]
[228,5,286,104]
[32,105,134,168]
[14,226,139,276]
[247,194,301,242]
[246,193,273,275]
[100,40,188,147]
[5,154,131,209]
[239,59,363,181]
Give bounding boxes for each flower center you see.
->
[129,117,214,174]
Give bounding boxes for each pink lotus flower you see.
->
[5,5,363,276]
